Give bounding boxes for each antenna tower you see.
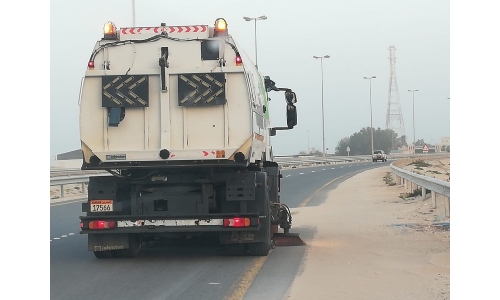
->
[386,45,405,148]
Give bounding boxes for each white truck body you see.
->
[79,21,280,169]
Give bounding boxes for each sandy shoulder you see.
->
[399,157,450,182]
[284,166,450,300]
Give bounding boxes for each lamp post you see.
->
[307,130,310,153]
[132,0,135,26]
[243,15,267,70]
[363,76,376,155]
[313,55,330,158]
[408,89,419,147]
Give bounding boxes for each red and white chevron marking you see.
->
[120,26,208,35]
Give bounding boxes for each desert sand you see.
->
[284,166,450,300]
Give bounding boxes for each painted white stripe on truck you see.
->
[117,219,224,227]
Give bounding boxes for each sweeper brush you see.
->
[270,203,305,247]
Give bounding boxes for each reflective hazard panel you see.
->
[101,75,149,108]
[178,73,226,106]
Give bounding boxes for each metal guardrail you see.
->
[50,153,450,199]
[389,154,450,217]
[50,174,110,186]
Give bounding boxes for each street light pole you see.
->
[408,89,419,147]
[243,16,267,70]
[364,76,376,155]
[132,0,136,27]
[313,55,330,158]
[307,130,310,153]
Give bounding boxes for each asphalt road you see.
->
[50,160,391,300]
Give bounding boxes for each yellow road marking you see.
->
[224,253,271,300]
[298,169,365,207]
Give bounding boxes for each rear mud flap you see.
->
[88,233,129,251]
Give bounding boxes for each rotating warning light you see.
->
[103,21,118,40]
[214,18,228,36]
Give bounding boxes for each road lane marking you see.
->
[299,172,304,175]
[322,169,326,170]
[69,233,75,235]
[286,175,291,177]
[224,255,270,300]
[61,235,68,238]
[298,169,366,208]
[311,171,315,173]
[331,168,335,169]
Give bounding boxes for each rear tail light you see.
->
[235,55,243,66]
[88,220,116,230]
[223,217,251,227]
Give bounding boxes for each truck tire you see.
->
[247,238,270,256]
[93,251,113,259]
[113,234,142,258]
[225,243,247,256]
[247,172,271,256]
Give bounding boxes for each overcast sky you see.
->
[50,0,450,159]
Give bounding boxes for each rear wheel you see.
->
[247,239,270,256]
[93,251,113,259]
[248,172,271,257]
[225,243,247,256]
[113,234,142,258]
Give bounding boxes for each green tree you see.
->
[415,139,426,146]
[335,127,398,155]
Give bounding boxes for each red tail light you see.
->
[88,220,116,230]
[235,56,242,66]
[88,61,95,69]
[223,217,250,227]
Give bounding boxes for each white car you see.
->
[372,150,387,162]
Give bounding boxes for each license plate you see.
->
[90,200,113,212]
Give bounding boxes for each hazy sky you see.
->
[50,0,450,159]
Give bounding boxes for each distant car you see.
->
[372,150,387,162]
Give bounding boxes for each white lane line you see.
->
[54,238,60,240]
[340,166,343,168]
[69,233,75,236]
[285,175,291,178]
[299,172,304,175]
[208,283,220,285]
[311,171,316,173]
[61,235,68,238]
[331,168,335,169]
[322,169,326,171]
